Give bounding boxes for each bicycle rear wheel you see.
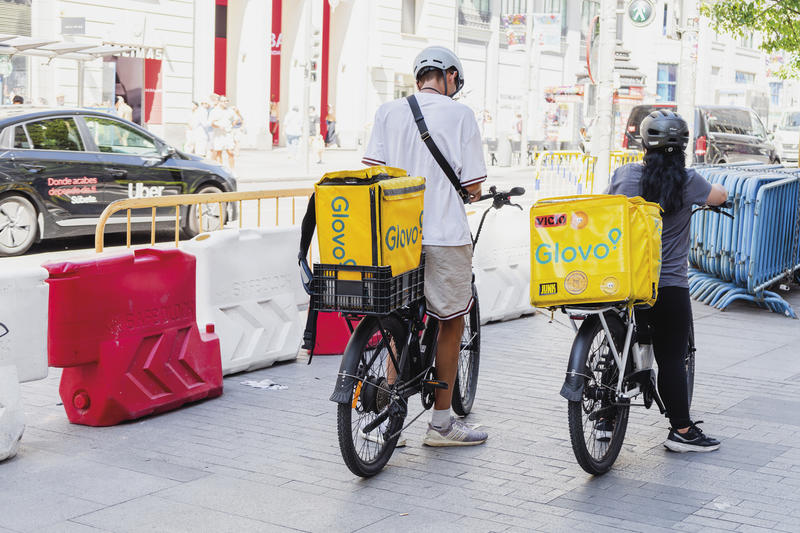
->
[337,315,407,477]
[686,322,695,409]
[567,314,630,475]
[452,288,480,417]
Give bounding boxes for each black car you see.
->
[693,105,780,165]
[0,107,237,256]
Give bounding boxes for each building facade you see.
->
[2,0,797,152]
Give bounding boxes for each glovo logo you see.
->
[385,209,423,251]
[535,228,622,264]
[330,196,356,265]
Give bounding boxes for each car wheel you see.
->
[183,185,226,238]
[0,194,38,257]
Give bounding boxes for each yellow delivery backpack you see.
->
[315,166,425,278]
[530,194,662,308]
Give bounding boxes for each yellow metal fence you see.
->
[533,150,643,197]
[94,188,314,253]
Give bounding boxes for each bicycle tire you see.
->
[567,313,630,475]
[452,287,480,417]
[337,315,407,477]
[686,322,696,409]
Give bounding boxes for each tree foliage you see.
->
[700,0,800,77]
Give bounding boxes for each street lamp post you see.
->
[591,0,617,192]
[300,0,312,176]
[520,1,534,167]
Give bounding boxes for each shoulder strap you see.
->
[406,95,469,204]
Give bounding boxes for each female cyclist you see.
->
[607,109,727,453]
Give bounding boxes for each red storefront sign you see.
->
[144,58,163,124]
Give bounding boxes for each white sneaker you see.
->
[359,429,406,448]
[422,417,488,447]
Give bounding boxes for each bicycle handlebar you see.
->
[691,199,734,219]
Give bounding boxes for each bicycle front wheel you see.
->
[337,315,407,477]
[567,313,630,475]
[452,287,480,417]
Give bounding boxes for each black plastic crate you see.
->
[311,257,425,315]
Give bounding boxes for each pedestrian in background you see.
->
[209,96,236,168]
[115,96,133,122]
[325,104,340,147]
[283,106,302,156]
[269,99,280,146]
[232,106,245,157]
[184,101,208,157]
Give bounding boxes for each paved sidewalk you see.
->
[3,290,800,532]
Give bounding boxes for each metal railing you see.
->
[689,164,800,317]
[94,188,314,252]
[532,150,643,198]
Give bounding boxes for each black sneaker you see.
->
[594,419,613,441]
[664,421,720,453]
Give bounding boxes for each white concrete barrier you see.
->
[468,205,536,324]
[0,265,48,383]
[183,227,305,375]
[0,365,24,461]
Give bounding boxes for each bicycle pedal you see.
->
[423,379,448,390]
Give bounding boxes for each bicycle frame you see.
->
[565,306,655,401]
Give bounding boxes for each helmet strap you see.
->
[443,69,449,97]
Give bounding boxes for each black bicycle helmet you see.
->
[639,109,690,151]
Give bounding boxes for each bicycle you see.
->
[560,202,731,475]
[305,185,524,477]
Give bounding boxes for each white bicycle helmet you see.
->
[413,46,465,97]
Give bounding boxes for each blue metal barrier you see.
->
[689,164,800,318]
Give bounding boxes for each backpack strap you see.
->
[298,193,317,360]
[406,95,469,204]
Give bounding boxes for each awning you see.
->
[0,34,135,61]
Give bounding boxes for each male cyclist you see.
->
[607,109,727,452]
[361,46,488,446]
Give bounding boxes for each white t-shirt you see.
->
[362,92,487,247]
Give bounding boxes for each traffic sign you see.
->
[628,0,655,27]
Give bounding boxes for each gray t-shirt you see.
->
[607,163,712,288]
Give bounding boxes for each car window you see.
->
[13,126,31,149]
[750,113,766,138]
[24,117,84,151]
[704,109,753,135]
[83,116,158,156]
[780,112,800,130]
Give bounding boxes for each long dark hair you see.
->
[641,147,688,215]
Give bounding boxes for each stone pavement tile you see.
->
[679,514,740,531]
[0,488,105,532]
[155,473,393,532]
[354,507,465,532]
[722,397,800,428]
[73,495,286,532]
[36,521,112,533]
[0,449,183,507]
[455,516,510,532]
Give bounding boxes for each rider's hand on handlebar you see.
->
[466,182,482,203]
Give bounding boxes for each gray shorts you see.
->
[423,244,474,320]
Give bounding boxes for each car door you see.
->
[749,111,773,163]
[7,116,108,222]
[81,115,184,219]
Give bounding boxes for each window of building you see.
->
[656,63,677,103]
[501,0,526,15]
[662,3,668,36]
[579,0,599,61]
[23,118,84,151]
[460,0,491,27]
[401,0,416,34]
[543,0,562,13]
[739,32,754,48]
[769,81,783,107]
[711,66,721,77]
[84,117,158,155]
[735,71,755,84]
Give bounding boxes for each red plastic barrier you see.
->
[314,312,359,355]
[45,249,222,426]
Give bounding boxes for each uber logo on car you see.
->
[128,183,166,199]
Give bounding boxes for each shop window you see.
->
[24,118,84,151]
[84,117,157,156]
[656,63,677,103]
